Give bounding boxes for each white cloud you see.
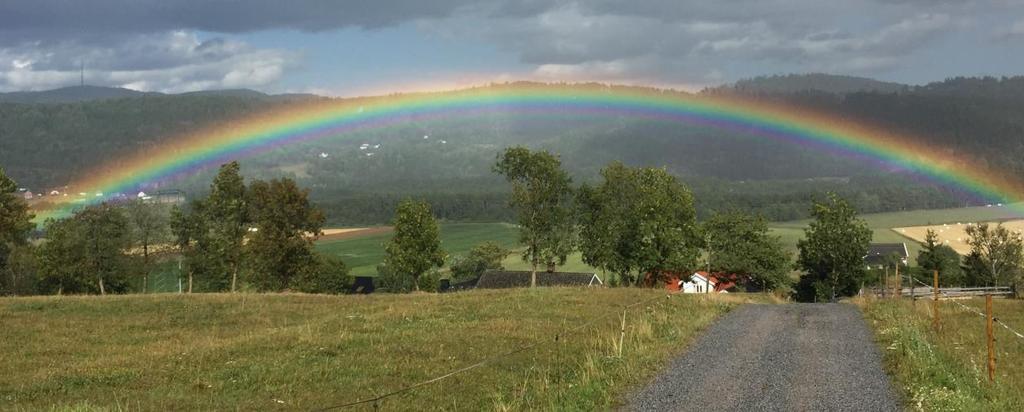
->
[0,31,297,92]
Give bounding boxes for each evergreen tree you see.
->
[916,229,964,286]
[383,200,445,292]
[795,193,872,302]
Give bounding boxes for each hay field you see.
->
[893,219,1024,254]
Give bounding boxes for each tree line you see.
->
[1,162,349,295]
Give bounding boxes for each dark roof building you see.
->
[864,243,909,268]
[475,270,603,289]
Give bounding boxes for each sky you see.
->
[0,0,1022,96]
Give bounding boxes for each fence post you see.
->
[618,309,626,358]
[896,264,902,298]
[987,294,996,383]
[932,270,940,331]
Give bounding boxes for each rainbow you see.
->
[32,82,1024,222]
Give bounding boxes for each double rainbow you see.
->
[32,83,1022,222]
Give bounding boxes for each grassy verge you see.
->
[855,297,1024,411]
[1,289,771,410]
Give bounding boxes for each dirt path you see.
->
[626,304,899,411]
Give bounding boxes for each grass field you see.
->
[308,204,1024,280]
[895,220,1024,255]
[315,223,520,277]
[857,297,1024,410]
[0,289,771,410]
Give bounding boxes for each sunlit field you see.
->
[0,289,772,410]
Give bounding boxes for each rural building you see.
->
[864,243,909,269]
[680,271,734,294]
[474,270,603,289]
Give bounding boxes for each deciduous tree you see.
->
[38,204,133,295]
[0,167,34,279]
[796,193,872,302]
[450,241,510,281]
[964,223,1023,287]
[577,162,700,286]
[246,177,325,291]
[702,211,791,292]
[383,199,445,292]
[494,147,575,287]
[205,161,249,292]
[126,199,169,293]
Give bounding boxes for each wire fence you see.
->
[315,291,683,411]
[905,276,1024,341]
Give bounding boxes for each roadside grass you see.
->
[315,223,519,277]
[856,297,1024,411]
[0,289,772,411]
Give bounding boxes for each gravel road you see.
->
[626,304,900,411]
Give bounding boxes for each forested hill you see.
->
[3,75,1024,224]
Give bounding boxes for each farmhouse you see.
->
[864,243,909,269]
[474,270,603,289]
[679,271,735,294]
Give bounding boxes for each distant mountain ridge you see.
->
[708,73,908,94]
[0,85,320,104]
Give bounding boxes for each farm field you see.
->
[310,204,1024,280]
[315,223,520,277]
[0,289,769,410]
[858,297,1024,410]
[895,220,1024,255]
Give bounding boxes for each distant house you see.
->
[680,271,734,294]
[21,191,34,200]
[864,243,909,269]
[474,270,603,289]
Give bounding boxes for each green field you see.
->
[309,203,1024,279]
[315,223,520,277]
[858,297,1024,410]
[0,289,768,410]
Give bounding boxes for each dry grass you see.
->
[0,289,771,411]
[893,220,1024,255]
[856,296,1024,411]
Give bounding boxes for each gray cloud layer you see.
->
[1,0,1021,92]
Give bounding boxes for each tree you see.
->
[494,147,575,287]
[169,201,217,293]
[38,204,133,295]
[577,162,700,286]
[450,241,510,281]
[205,161,250,292]
[383,199,445,292]
[245,177,325,291]
[126,199,169,293]
[0,167,34,279]
[964,223,1023,287]
[916,229,964,286]
[702,211,791,292]
[795,193,872,302]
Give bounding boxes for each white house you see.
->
[682,272,716,294]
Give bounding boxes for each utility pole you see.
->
[932,270,940,331]
[80,60,84,87]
